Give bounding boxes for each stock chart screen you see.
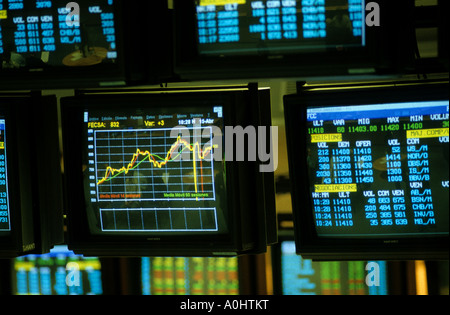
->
[0,117,10,234]
[141,257,239,295]
[0,0,117,71]
[82,105,227,236]
[306,100,449,238]
[195,0,366,56]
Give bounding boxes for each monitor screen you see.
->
[141,256,239,295]
[306,100,449,239]
[13,245,103,295]
[62,89,274,256]
[279,241,388,295]
[284,83,449,260]
[195,0,366,57]
[82,105,227,236]
[0,116,10,235]
[0,0,117,71]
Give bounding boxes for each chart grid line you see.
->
[99,207,219,232]
[94,127,216,202]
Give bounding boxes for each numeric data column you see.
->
[0,120,10,232]
[354,140,374,185]
[249,0,298,41]
[40,14,56,53]
[332,143,353,186]
[281,0,298,39]
[197,5,217,44]
[312,192,332,228]
[217,3,239,43]
[386,138,403,184]
[100,11,116,56]
[266,0,282,40]
[249,1,266,39]
[348,0,364,37]
[331,142,354,228]
[26,15,41,53]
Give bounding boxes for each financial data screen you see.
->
[13,245,103,295]
[83,105,227,235]
[306,101,449,238]
[280,241,387,295]
[0,0,117,71]
[195,0,365,56]
[141,257,239,295]
[0,117,10,233]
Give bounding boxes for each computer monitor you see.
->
[12,245,103,295]
[273,239,388,295]
[0,93,64,258]
[284,81,449,261]
[61,86,276,257]
[0,0,172,89]
[173,0,415,80]
[141,256,240,295]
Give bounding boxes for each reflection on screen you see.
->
[83,106,227,235]
[0,0,117,71]
[0,117,10,233]
[306,100,449,238]
[141,257,239,295]
[13,245,103,295]
[281,241,388,295]
[195,0,365,56]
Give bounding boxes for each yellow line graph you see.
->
[97,136,216,199]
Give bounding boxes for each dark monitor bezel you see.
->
[0,93,64,258]
[61,88,271,257]
[0,96,36,257]
[284,81,449,261]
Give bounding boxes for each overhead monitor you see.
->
[284,82,449,261]
[0,0,172,89]
[0,93,64,258]
[196,0,366,56]
[61,87,276,257]
[141,256,240,295]
[273,240,388,295]
[173,0,415,80]
[12,245,103,295]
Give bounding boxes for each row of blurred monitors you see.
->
[0,243,448,295]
